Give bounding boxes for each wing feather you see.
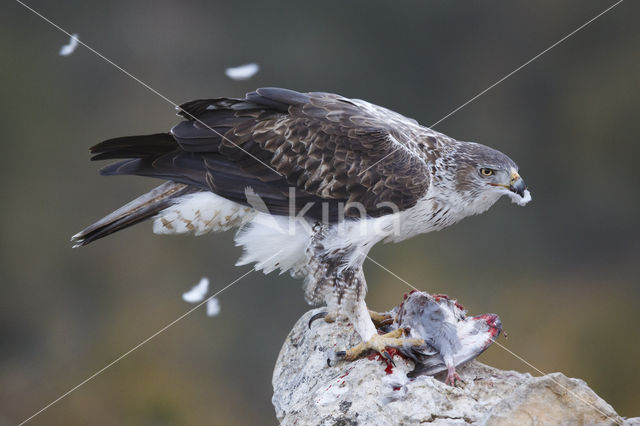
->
[94,88,432,220]
[175,88,431,216]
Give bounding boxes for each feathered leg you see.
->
[305,224,424,362]
[329,268,424,362]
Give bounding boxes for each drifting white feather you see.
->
[206,298,221,316]
[225,63,260,80]
[59,33,79,56]
[182,277,209,303]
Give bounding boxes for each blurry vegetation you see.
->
[1,0,638,424]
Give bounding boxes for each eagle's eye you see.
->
[479,168,495,177]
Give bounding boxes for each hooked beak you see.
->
[509,172,527,198]
[489,171,527,197]
[490,170,531,206]
[488,170,531,205]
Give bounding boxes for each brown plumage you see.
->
[74,87,531,362]
[90,88,432,227]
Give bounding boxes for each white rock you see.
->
[273,308,632,425]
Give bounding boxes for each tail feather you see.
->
[71,181,199,247]
[89,133,176,161]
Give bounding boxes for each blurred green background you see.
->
[1,1,639,424]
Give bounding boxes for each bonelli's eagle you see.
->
[73,88,530,358]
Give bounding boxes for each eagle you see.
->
[72,87,531,360]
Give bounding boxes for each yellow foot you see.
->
[368,309,394,328]
[338,328,425,362]
[310,310,393,329]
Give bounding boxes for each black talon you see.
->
[309,311,328,328]
[382,350,395,366]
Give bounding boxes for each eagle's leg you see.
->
[309,309,389,328]
[338,298,424,362]
[340,328,424,361]
[323,266,425,362]
[368,309,393,328]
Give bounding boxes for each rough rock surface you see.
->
[273,308,637,425]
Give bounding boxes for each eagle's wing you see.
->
[94,88,431,220]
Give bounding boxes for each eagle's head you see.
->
[448,142,531,216]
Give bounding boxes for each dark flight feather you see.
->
[86,87,432,227]
[71,181,199,246]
